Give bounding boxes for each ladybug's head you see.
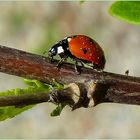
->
[48,38,68,57]
[48,46,57,57]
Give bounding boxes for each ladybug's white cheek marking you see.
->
[57,46,64,54]
[67,38,72,42]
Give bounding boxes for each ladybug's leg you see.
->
[74,60,82,74]
[92,63,103,72]
[79,61,84,67]
[56,55,68,69]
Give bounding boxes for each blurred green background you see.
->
[0,1,140,138]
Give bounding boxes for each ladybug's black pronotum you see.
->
[47,35,106,73]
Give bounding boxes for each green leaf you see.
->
[0,79,64,121]
[0,105,33,121]
[50,104,66,117]
[80,0,85,4]
[0,79,50,121]
[109,1,140,24]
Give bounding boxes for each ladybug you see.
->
[47,35,105,73]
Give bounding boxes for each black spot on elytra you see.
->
[82,48,87,54]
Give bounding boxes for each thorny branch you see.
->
[0,45,140,109]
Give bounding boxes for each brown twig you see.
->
[0,92,51,107]
[0,88,75,107]
[0,45,140,108]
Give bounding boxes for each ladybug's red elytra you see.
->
[47,35,106,73]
